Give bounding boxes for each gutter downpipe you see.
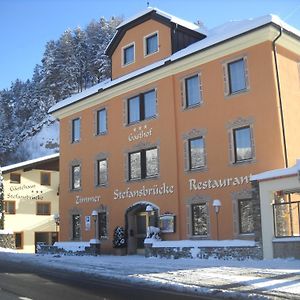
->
[272,27,288,168]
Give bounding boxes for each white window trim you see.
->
[144,31,159,57]
[122,42,135,67]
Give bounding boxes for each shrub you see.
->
[113,226,127,248]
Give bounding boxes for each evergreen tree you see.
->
[0,16,122,165]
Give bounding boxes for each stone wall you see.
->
[273,241,300,259]
[36,244,101,256]
[251,180,263,243]
[145,243,263,260]
[0,233,15,249]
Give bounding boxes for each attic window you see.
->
[123,43,135,66]
[10,173,21,184]
[145,32,158,56]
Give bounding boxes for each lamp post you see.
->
[53,213,60,232]
[91,210,98,241]
[212,199,222,240]
[145,205,153,238]
[90,210,100,255]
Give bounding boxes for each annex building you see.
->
[49,8,300,256]
[2,154,59,253]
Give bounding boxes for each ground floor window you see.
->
[72,214,81,240]
[98,212,108,239]
[273,193,300,237]
[4,200,16,214]
[15,232,23,249]
[238,198,254,234]
[36,202,51,215]
[191,203,208,236]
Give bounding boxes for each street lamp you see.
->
[90,210,100,255]
[212,199,222,240]
[53,213,60,232]
[91,210,98,240]
[145,205,153,238]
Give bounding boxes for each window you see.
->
[71,165,81,190]
[128,89,156,124]
[72,214,81,240]
[97,159,108,186]
[191,203,208,236]
[98,212,108,239]
[123,44,134,65]
[36,202,51,215]
[228,58,247,94]
[185,75,201,107]
[10,173,20,184]
[15,232,23,249]
[72,118,80,143]
[4,201,15,214]
[273,192,300,237]
[40,172,51,186]
[129,148,158,180]
[188,137,205,170]
[233,126,253,162]
[96,108,107,135]
[145,32,158,56]
[238,199,254,234]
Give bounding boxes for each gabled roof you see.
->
[1,153,59,174]
[105,7,204,57]
[49,14,300,117]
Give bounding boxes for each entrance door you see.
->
[136,212,147,254]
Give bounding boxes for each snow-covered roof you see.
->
[117,7,199,32]
[251,160,300,182]
[49,14,300,115]
[1,153,59,173]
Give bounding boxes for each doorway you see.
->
[125,202,158,255]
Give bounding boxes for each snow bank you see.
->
[0,229,13,234]
[54,241,90,252]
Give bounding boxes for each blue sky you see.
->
[1,0,300,90]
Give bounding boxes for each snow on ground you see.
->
[1,248,300,299]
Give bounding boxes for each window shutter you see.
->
[228,129,234,164]
[155,88,158,117]
[222,63,229,96]
[198,73,203,103]
[232,198,238,237]
[249,125,255,159]
[180,78,186,109]
[184,140,189,171]
[243,57,250,90]
[186,205,191,237]
[123,99,127,126]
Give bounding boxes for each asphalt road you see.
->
[0,257,210,300]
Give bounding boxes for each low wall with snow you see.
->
[145,240,263,260]
[0,230,15,249]
[273,238,300,259]
[37,241,100,255]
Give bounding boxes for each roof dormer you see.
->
[105,8,206,80]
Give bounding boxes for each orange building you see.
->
[49,8,300,255]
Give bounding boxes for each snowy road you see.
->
[1,250,300,299]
